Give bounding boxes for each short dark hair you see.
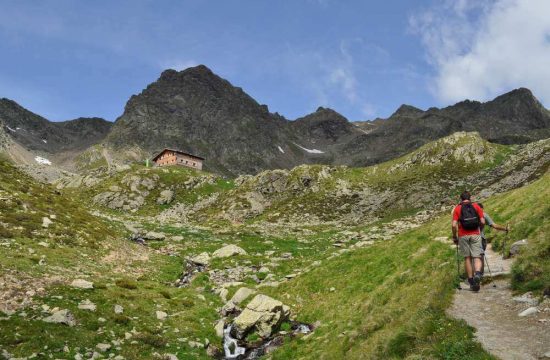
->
[460,191,471,201]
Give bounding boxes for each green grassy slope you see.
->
[261,171,549,359]
[482,172,549,294]
[1,132,548,359]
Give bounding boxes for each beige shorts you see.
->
[459,235,483,258]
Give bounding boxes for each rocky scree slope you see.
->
[74,132,550,229]
[184,132,549,226]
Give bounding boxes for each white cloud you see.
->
[410,0,550,105]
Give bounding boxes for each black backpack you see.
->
[460,202,480,230]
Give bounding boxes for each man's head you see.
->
[460,191,471,202]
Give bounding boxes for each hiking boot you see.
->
[472,273,482,292]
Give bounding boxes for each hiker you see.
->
[478,203,509,274]
[478,203,509,249]
[452,191,485,291]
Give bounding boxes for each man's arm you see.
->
[491,223,509,232]
[486,213,508,232]
[452,220,459,244]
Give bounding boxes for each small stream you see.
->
[223,325,247,359]
[222,322,312,359]
[175,260,206,287]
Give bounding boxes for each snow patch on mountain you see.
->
[278,146,285,154]
[35,156,52,165]
[294,143,324,154]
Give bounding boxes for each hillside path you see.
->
[102,147,112,171]
[448,245,550,360]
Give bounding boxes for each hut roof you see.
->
[152,148,205,162]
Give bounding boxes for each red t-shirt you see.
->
[453,202,484,237]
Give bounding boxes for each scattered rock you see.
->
[518,307,538,317]
[233,294,290,339]
[188,340,203,348]
[114,305,124,314]
[212,244,247,258]
[510,239,528,256]
[144,231,166,241]
[96,343,112,352]
[156,190,174,205]
[78,299,97,312]
[70,279,94,289]
[219,288,229,302]
[42,309,76,326]
[512,292,539,306]
[190,252,210,266]
[42,217,53,228]
[214,319,225,338]
[230,287,256,305]
[156,310,168,320]
[163,353,178,360]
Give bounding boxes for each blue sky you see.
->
[0,0,549,121]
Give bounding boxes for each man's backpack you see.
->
[460,203,480,230]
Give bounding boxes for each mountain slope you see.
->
[0,98,112,154]
[1,132,548,359]
[344,88,550,167]
[104,66,550,175]
[105,66,297,175]
[2,66,550,177]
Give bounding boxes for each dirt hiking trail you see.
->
[448,245,550,360]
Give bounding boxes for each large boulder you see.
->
[190,252,211,266]
[212,245,247,259]
[233,294,290,339]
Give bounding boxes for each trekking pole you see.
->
[502,222,509,260]
[455,242,462,290]
[483,252,497,288]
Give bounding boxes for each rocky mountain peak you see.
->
[291,107,354,142]
[391,104,424,118]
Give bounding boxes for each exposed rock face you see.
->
[233,294,290,339]
[106,65,295,175]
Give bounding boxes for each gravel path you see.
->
[448,246,550,360]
